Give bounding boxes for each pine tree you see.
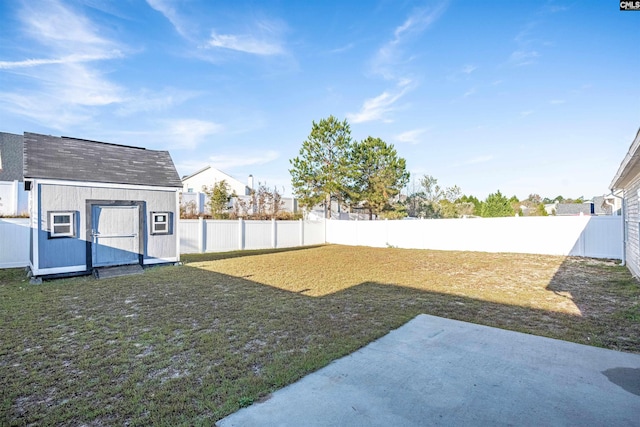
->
[289,116,352,218]
[349,137,409,219]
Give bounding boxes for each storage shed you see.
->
[23,132,183,279]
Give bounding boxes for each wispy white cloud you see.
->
[550,99,566,105]
[450,154,494,169]
[206,31,284,55]
[463,88,476,98]
[352,4,447,124]
[21,0,116,51]
[0,51,123,69]
[446,64,478,82]
[146,0,191,39]
[372,3,448,80]
[116,89,200,116]
[464,155,493,165]
[328,43,355,54]
[462,64,477,74]
[520,110,534,117]
[347,81,413,124]
[0,62,123,130]
[0,0,127,128]
[394,128,428,145]
[163,119,223,150]
[205,17,287,56]
[208,151,280,169]
[0,91,92,130]
[147,1,289,60]
[506,5,561,68]
[508,49,540,66]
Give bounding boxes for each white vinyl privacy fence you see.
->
[0,216,623,269]
[0,218,30,268]
[179,218,325,254]
[326,216,623,259]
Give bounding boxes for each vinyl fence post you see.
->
[272,218,277,249]
[385,218,389,247]
[238,218,244,250]
[198,217,205,253]
[299,219,304,246]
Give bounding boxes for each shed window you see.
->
[49,211,75,238]
[151,212,171,235]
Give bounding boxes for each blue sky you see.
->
[0,0,638,200]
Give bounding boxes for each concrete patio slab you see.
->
[217,314,640,426]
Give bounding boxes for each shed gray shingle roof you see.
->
[23,133,182,188]
[0,132,24,182]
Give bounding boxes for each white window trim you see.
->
[151,212,170,235]
[49,211,75,238]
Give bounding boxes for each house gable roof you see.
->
[181,165,250,194]
[555,203,593,216]
[0,132,24,182]
[23,132,182,188]
[610,128,640,190]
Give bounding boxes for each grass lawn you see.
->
[2,245,639,425]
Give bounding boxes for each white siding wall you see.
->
[182,168,248,196]
[624,177,640,276]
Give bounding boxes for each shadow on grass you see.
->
[545,256,640,350]
[2,248,639,426]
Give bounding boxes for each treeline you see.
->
[289,116,588,220]
[403,175,550,218]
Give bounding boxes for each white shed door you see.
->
[92,205,140,267]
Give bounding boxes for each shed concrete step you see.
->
[94,264,144,279]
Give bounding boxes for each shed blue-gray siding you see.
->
[33,183,178,271]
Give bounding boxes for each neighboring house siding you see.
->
[36,183,177,269]
[610,127,640,277]
[182,167,250,196]
[624,177,640,277]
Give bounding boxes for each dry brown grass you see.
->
[187,245,640,351]
[1,245,638,425]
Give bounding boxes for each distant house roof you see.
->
[181,165,244,185]
[591,196,612,215]
[0,132,24,182]
[23,132,182,188]
[611,128,640,190]
[555,203,594,216]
